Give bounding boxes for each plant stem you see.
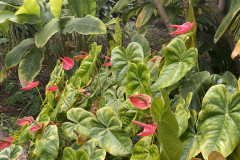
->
[189,72,201,107]
[36,87,44,105]
[0,139,11,143]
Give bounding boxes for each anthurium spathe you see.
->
[46,85,58,91]
[17,117,33,126]
[129,94,151,109]
[104,56,111,66]
[132,120,157,137]
[170,22,194,35]
[21,81,39,90]
[60,57,74,70]
[0,136,14,149]
[30,122,42,132]
[81,51,89,59]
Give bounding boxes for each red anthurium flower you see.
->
[129,94,151,109]
[0,136,14,149]
[132,120,157,137]
[151,58,161,63]
[104,56,111,66]
[21,81,39,90]
[46,85,58,91]
[60,57,74,70]
[17,117,33,126]
[30,122,42,132]
[170,22,194,35]
[81,51,89,59]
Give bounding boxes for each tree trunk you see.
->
[152,0,175,35]
[218,0,226,13]
[183,0,189,19]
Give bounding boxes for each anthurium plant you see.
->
[0,17,240,160]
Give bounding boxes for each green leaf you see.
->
[118,101,137,136]
[75,42,101,86]
[214,2,240,43]
[180,110,201,160]
[9,14,41,24]
[130,136,159,160]
[151,96,182,160]
[63,147,90,160]
[179,71,211,112]
[113,17,122,46]
[49,0,62,19]
[175,93,191,137]
[132,34,151,57]
[103,86,125,114]
[33,125,59,160]
[18,47,45,87]
[68,0,96,17]
[126,63,151,98]
[80,139,106,160]
[136,4,155,28]
[46,60,64,88]
[59,83,77,112]
[62,108,96,140]
[0,145,22,160]
[113,0,135,12]
[199,84,240,159]
[35,18,60,47]
[111,42,144,86]
[0,68,7,83]
[15,0,40,16]
[151,38,198,90]
[63,15,106,35]
[5,38,35,68]
[88,107,133,157]
[0,11,15,23]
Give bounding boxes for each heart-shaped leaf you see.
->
[63,147,89,160]
[5,38,34,68]
[180,110,201,160]
[33,125,59,160]
[132,34,151,57]
[151,38,197,90]
[87,107,133,157]
[62,108,96,140]
[199,84,240,159]
[126,62,151,98]
[130,136,159,160]
[151,93,183,160]
[111,42,144,86]
[18,47,45,87]
[0,145,22,160]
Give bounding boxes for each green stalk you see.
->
[189,72,201,107]
[36,86,44,105]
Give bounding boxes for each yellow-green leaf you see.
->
[49,0,62,19]
[15,0,40,16]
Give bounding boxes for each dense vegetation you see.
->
[0,0,240,159]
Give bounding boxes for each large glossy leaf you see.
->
[5,38,35,68]
[111,42,144,86]
[113,17,122,46]
[0,11,15,23]
[103,86,125,114]
[33,125,59,160]
[80,139,106,160]
[63,147,89,160]
[126,63,151,98]
[63,15,106,35]
[88,107,133,157]
[9,14,41,24]
[151,95,182,160]
[214,2,240,43]
[75,42,101,86]
[179,71,211,112]
[18,47,45,87]
[68,0,96,17]
[180,110,201,160]
[113,0,135,12]
[49,0,62,19]
[0,145,22,160]
[130,136,159,160]
[62,108,96,140]
[132,34,151,57]
[199,84,240,159]
[151,38,197,90]
[15,0,40,16]
[46,60,64,88]
[35,18,60,47]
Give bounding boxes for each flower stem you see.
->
[0,139,11,143]
[36,86,44,105]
